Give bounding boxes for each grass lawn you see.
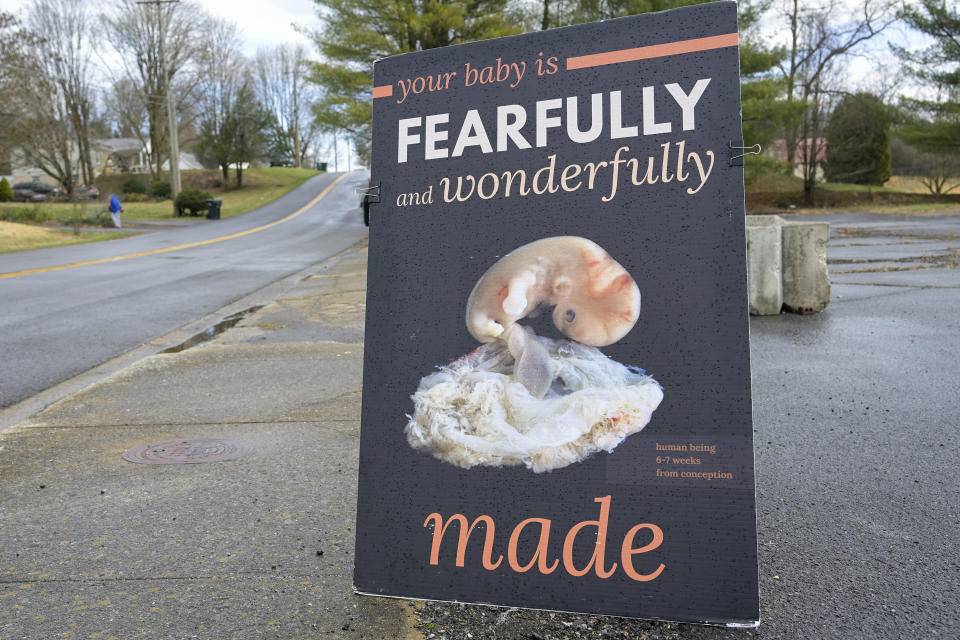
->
[0,221,133,254]
[748,173,934,195]
[0,167,321,226]
[746,172,960,214]
[782,202,960,216]
[883,175,956,195]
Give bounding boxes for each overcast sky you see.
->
[4,0,931,107]
[5,0,319,58]
[184,0,317,55]
[7,0,924,89]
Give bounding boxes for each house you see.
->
[2,138,150,187]
[161,152,205,171]
[768,138,827,180]
[92,138,148,175]
[3,138,200,187]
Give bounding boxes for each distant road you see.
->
[0,171,368,408]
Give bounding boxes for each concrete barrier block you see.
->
[746,225,783,315]
[781,222,830,314]
[745,214,786,228]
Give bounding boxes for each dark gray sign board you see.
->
[355,1,759,626]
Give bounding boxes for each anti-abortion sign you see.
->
[355,1,759,626]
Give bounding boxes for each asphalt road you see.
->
[0,171,369,409]
[694,212,960,639]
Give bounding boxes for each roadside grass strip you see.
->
[0,221,133,255]
[0,172,351,280]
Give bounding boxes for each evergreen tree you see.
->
[823,93,892,185]
[196,81,273,187]
[894,1,960,154]
[306,0,523,165]
[530,1,788,180]
[196,106,239,182]
[0,177,13,203]
[229,83,273,187]
[737,0,794,182]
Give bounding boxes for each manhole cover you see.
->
[122,438,252,464]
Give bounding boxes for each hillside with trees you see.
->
[1,0,958,210]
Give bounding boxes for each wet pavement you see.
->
[814,212,960,280]
[0,171,368,410]
[1,212,959,639]
[0,242,414,640]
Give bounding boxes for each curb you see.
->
[0,239,367,435]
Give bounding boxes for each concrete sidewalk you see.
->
[0,241,415,639]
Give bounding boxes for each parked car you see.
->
[12,181,64,201]
[27,182,59,195]
[75,185,99,200]
[12,188,38,202]
[12,183,45,202]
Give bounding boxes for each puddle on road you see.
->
[161,306,264,353]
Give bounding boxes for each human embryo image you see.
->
[405,236,663,473]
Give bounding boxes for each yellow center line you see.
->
[0,172,354,280]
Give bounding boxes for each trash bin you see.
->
[316,162,327,172]
[205,198,222,220]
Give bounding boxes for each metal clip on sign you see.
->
[360,182,381,226]
[728,142,762,166]
[360,182,382,204]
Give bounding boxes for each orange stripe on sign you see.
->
[372,84,393,99]
[566,32,739,70]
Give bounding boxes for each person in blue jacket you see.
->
[109,195,124,228]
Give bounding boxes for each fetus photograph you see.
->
[405,236,663,473]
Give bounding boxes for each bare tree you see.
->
[3,0,100,192]
[253,44,320,168]
[103,0,205,179]
[106,77,150,140]
[30,0,99,186]
[226,80,272,187]
[914,151,960,195]
[194,18,246,179]
[3,1,98,193]
[11,78,79,192]
[0,12,32,100]
[777,0,897,203]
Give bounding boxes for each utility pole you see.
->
[292,61,301,169]
[333,130,338,173]
[138,0,181,215]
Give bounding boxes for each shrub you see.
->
[122,177,147,194]
[0,178,13,202]
[0,204,50,224]
[744,156,793,187]
[150,180,171,200]
[175,188,213,215]
[62,212,108,227]
[123,192,150,202]
[182,171,223,190]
